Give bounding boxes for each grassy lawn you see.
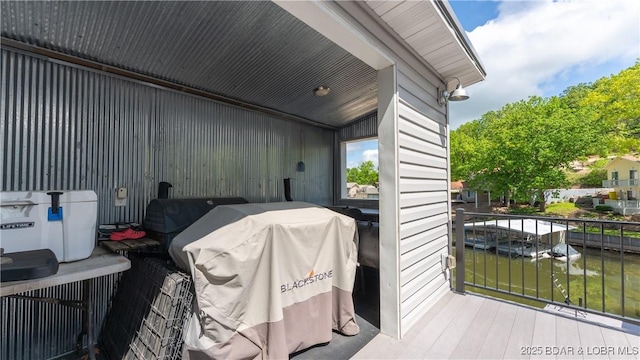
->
[582,226,640,238]
[544,202,578,216]
[507,206,539,215]
[508,202,578,216]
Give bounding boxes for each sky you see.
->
[448,0,640,129]
[346,0,639,168]
[346,139,378,170]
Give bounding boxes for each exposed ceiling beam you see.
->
[273,0,394,70]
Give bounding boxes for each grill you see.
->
[143,197,248,251]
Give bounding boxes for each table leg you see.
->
[82,278,96,360]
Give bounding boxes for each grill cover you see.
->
[169,202,359,359]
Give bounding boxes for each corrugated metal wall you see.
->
[1,47,334,222]
[1,47,334,358]
[150,90,333,204]
[1,275,119,360]
[338,112,377,141]
[396,65,451,335]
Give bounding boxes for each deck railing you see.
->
[605,199,640,210]
[602,179,639,187]
[453,209,640,326]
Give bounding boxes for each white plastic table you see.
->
[1,246,131,360]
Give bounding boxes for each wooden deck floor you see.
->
[353,292,639,359]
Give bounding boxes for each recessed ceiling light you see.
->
[314,86,330,96]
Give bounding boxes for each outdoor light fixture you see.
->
[438,77,469,105]
[314,86,330,96]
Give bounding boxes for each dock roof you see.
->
[465,219,576,236]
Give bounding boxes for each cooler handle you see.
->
[47,192,64,221]
[47,192,63,214]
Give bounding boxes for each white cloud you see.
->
[362,149,379,167]
[450,0,640,128]
[347,160,359,169]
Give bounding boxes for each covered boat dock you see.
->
[463,219,577,259]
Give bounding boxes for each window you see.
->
[630,169,638,186]
[341,138,378,200]
[611,170,619,186]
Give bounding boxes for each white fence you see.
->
[544,188,612,204]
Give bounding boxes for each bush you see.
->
[581,212,599,219]
[575,197,594,206]
[595,205,613,212]
[577,169,607,187]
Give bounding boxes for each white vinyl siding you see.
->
[399,191,449,209]
[399,147,447,169]
[401,225,449,257]
[396,65,450,337]
[400,178,448,192]
[401,241,448,299]
[400,212,449,241]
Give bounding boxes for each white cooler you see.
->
[0,190,97,262]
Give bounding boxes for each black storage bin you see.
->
[143,197,248,251]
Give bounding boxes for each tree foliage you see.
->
[576,169,607,188]
[346,161,379,185]
[449,61,640,211]
[582,62,640,153]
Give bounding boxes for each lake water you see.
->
[455,246,640,319]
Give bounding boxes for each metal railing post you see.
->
[455,208,465,293]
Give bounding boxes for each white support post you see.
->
[377,65,400,339]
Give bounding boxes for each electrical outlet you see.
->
[441,253,456,271]
[115,187,127,207]
[447,255,456,269]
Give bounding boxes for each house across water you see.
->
[602,156,640,215]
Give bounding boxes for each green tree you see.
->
[459,108,521,206]
[560,83,606,156]
[583,61,640,153]
[346,161,379,185]
[450,63,639,210]
[577,169,607,187]
[460,96,601,211]
[450,120,491,181]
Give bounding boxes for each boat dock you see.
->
[463,236,554,258]
[495,242,553,258]
[463,235,498,250]
[458,218,585,259]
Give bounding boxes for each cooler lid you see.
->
[0,190,97,205]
